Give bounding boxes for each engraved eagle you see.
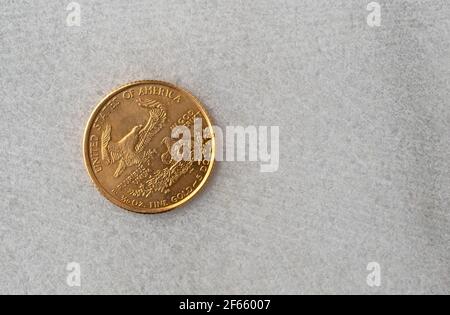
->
[101,98,167,178]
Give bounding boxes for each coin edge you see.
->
[83,80,216,214]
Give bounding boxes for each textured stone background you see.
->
[0,0,449,294]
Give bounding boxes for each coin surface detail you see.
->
[83,80,215,214]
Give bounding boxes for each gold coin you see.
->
[83,80,215,214]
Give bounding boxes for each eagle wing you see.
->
[135,109,167,152]
[101,124,123,164]
[101,124,112,164]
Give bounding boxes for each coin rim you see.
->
[83,80,216,214]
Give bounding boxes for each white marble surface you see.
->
[0,0,449,294]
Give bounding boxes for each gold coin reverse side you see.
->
[83,80,215,214]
